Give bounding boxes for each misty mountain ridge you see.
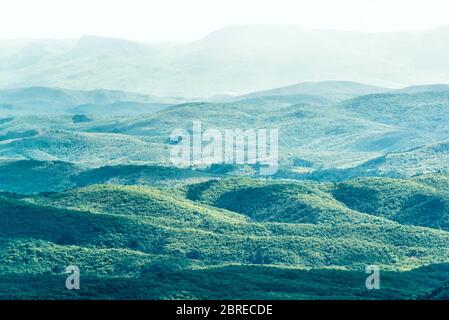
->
[2,25,449,97]
[2,80,449,116]
[230,80,392,102]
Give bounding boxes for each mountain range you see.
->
[2,26,449,97]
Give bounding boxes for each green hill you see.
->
[0,172,449,299]
[340,91,449,134]
[234,81,391,102]
[186,178,384,225]
[0,160,218,194]
[0,160,80,193]
[333,176,449,231]
[0,87,175,115]
[3,262,449,300]
[2,88,449,179]
[2,176,449,299]
[72,164,215,187]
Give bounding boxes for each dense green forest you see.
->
[2,83,449,299]
[1,173,449,299]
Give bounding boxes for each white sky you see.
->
[0,0,448,42]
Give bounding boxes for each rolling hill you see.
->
[1,78,449,300]
[232,81,391,103]
[333,176,449,230]
[1,87,449,178]
[396,84,449,94]
[0,87,177,115]
[2,176,449,299]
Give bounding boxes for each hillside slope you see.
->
[0,87,176,115]
[233,81,391,102]
[2,176,449,299]
[2,89,449,177]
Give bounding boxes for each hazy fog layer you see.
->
[1,25,449,97]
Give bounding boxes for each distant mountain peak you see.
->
[71,35,147,55]
[397,84,449,94]
[234,80,392,102]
